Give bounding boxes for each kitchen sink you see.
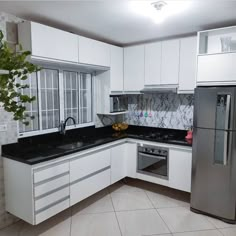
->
[57,142,88,150]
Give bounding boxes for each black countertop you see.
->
[2,125,192,165]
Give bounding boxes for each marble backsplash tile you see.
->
[125,93,194,130]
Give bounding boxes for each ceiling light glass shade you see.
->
[129,1,191,24]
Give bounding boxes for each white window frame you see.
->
[18,66,95,138]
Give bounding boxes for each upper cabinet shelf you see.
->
[198,26,236,55]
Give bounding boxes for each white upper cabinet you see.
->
[110,45,124,92]
[161,39,180,85]
[197,53,236,85]
[197,26,236,85]
[124,45,145,92]
[18,21,79,63]
[178,36,197,93]
[144,42,162,85]
[78,36,110,67]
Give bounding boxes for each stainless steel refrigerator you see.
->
[191,86,236,223]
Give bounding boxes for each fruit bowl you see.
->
[112,123,128,131]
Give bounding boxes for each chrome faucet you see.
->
[59,117,76,135]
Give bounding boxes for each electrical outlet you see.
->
[0,124,7,132]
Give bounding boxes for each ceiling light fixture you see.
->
[130,1,191,25]
[151,1,168,24]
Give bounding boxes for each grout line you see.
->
[109,188,123,236]
[144,191,173,234]
[217,228,225,236]
[69,204,73,236]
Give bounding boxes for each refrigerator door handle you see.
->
[223,95,231,165]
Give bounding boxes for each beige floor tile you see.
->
[111,190,153,211]
[116,209,170,236]
[72,189,114,215]
[19,209,71,236]
[146,190,190,208]
[206,216,236,229]
[108,181,144,194]
[0,221,24,236]
[71,212,121,236]
[219,227,236,236]
[173,229,222,236]
[157,207,215,233]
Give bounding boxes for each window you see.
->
[19,67,93,137]
[63,71,92,126]
[40,69,60,130]
[19,72,39,133]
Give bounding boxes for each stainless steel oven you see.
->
[137,144,169,179]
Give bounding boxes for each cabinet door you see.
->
[197,53,236,85]
[110,46,124,92]
[111,144,126,184]
[70,168,110,206]
[161,39,180,85]
[169,149,192,192]
[124,45,145,91]
[70,149,111,183]
[145,42,162,85]
[178,36,197,93]
[125,143,137,178]
[78,36,110,67]
[30,22,78,62]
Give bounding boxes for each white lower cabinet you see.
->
[169,148,192,192]
[69,148,111,206]
[125,143,137,178]
[3,140,192,225]
[70,169,110,206]
[111,144,126,184]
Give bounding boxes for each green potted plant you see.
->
[0,30,40,125]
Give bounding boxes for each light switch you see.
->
[0,124,7,132]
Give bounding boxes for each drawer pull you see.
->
[71,166,110,185]
[35,184,69,200]
[34,172,69,186]
[35,196,69,215]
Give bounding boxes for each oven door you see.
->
[137,152,168,179]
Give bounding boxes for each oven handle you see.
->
[139,152,166,160]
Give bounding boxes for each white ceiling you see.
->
[1,0,236,46]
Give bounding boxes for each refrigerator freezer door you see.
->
[191,127,236,221]
[194,87,236,130]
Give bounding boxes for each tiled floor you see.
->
[1,179,236,236]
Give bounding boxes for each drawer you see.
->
[34,162,69,184]
[70,149,110,182]
[35,187,69,211]
[34,174,69,198]
[35,197,69,224]
[70,168,110,206]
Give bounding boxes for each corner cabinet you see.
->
[124,45,145,92]
[178,36,197,93]
[18,21,79,63]
[78,36,110,67]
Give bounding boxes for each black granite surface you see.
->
[1,125,191,165]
